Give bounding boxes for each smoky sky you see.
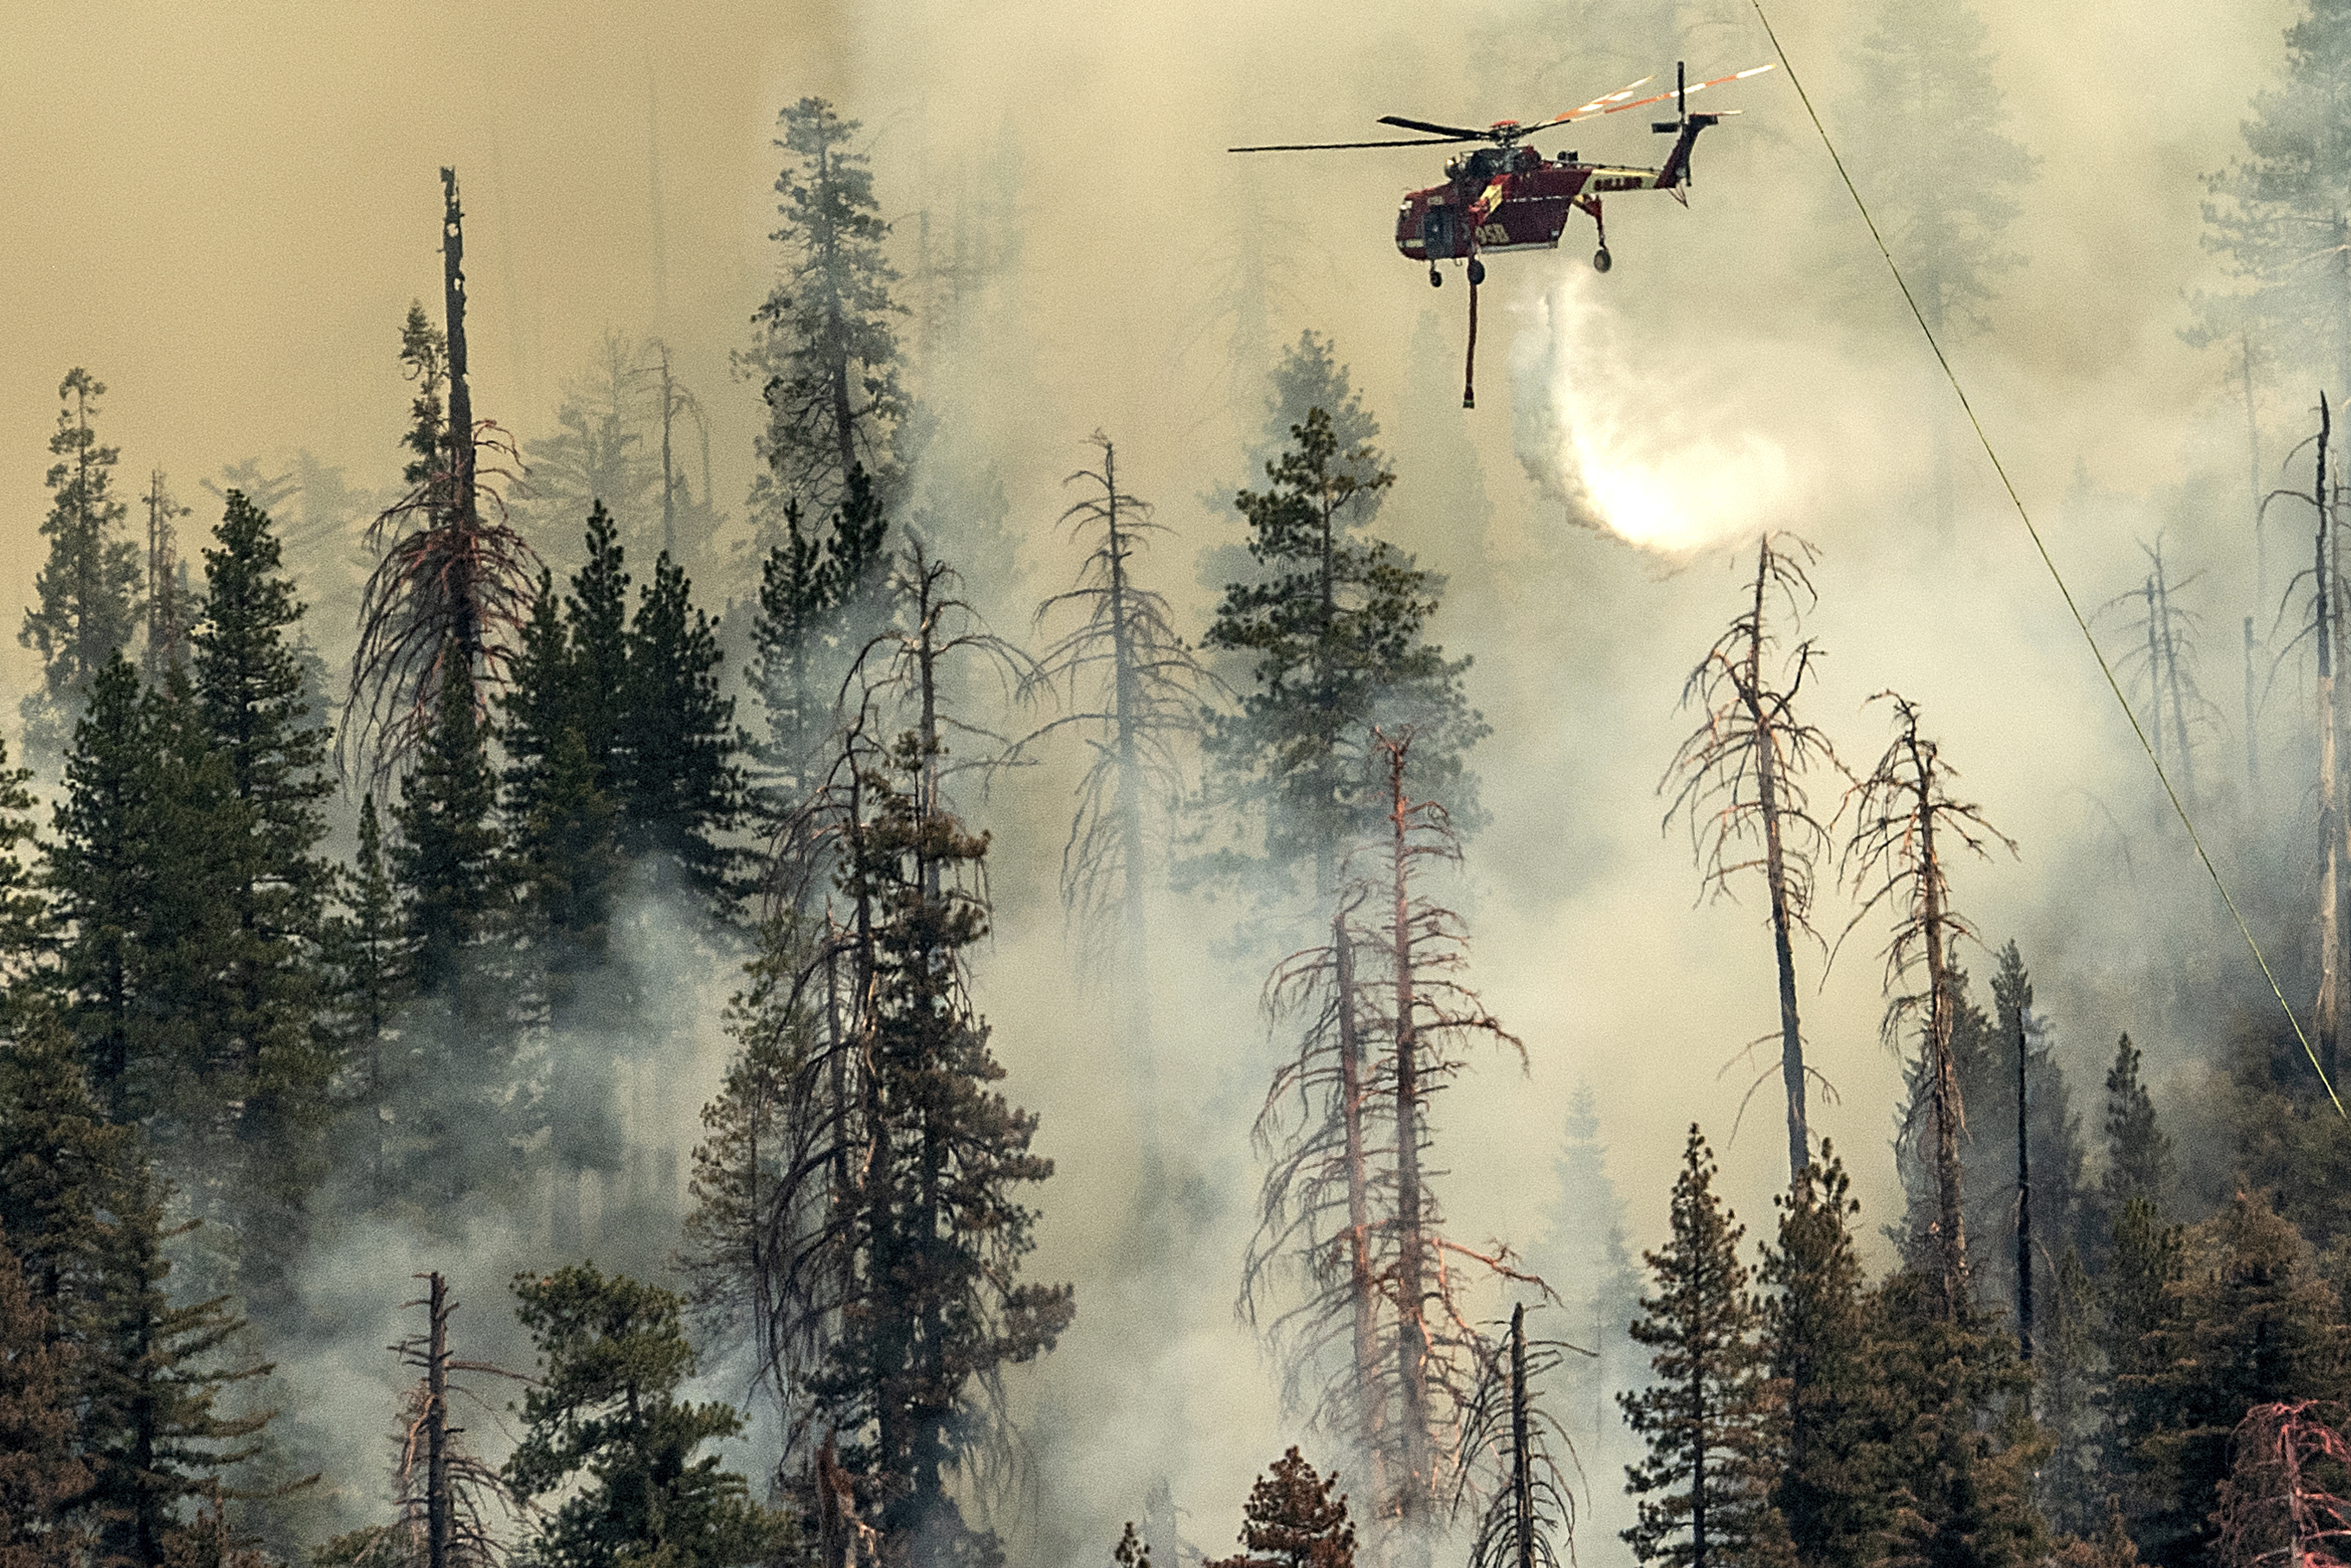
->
[0,0,2325,1560]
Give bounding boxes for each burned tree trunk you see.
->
[2322,395,2341,1084]
[2014,991,2033,1361]
[1844,693,2016,1316]
[1336,911,1386,1503]
[1663,534,1838,1188]
[1387,737,1436,1544]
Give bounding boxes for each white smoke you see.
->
[1507,267,1795,556]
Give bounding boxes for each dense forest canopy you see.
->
[3,3,2350,1568]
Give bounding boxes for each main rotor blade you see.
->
[1378,113,1493,140]
[1528,63,1776,129]
[1229,135,1479,152]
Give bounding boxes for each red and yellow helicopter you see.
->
[1230,61,1774,407]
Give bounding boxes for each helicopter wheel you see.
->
[1429,266,1442,288]
[1593,247,1613,273]
[1468,257,1487,286]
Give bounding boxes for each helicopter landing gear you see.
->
[1429,265,1442,287]
[1468,256,1487,286]
[1594,247,1613,273]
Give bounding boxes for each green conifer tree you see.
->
[0,736,44,977]
[2087,1035,2175,1254]
[2121,1195,2351,1567]
[1761,1149,1886,1568]
[1866,1276,2048,1568]
[1199,408,1484,902]
[619,554,742,902]
[392,671,504,1002]
[82,1160,275,1568]
[188,491,337,1318]
[0,1225,89,1568]
[1621,1127,1787,1568]
[741,98,908,538]
[2198,0,2351,402]
[1205,1449,1356,1568]
[20,370,142,764]
[504,1265,786,1568]
[320,796,414,1210]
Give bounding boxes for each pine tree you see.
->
[1760,1149,1886,1568]
[1866,1276,2048,1568]
[1620,1127,1785,1568]
[0,999,134,1355]
[81,1160,277,1568]
[752,470,890,817]
[2121,1195,2351,1568]
[320,796,414,1209]
[392,670,505,1002]
[742,97,908,538]
[20,369,142,765]
[1199,408,1485,902]
[685,737,1071,1565]
[1838,0,2036,537]
[504,1264,786,1568]
[2198,0,2351,402]
[0,736,45,977]
[619,551,742,901]
[1205,1449,1357,1568]
[188,490,337,1320]
[2088,1035,2175,1251]
[0,1225,89,1568]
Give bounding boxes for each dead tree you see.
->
[1242,729,1534,1562]
[345,168,538,781]
[1661,532,1841,1187]
[1840,692,2017,1316]
[2262,395,2349,1082]
[2215,1401,2351,1568]
[382,1273,523,1568]
[2097,535,2222,823]
[1020,433,1217,1100]
[1455,1303,1584,1568]
[143,469,189,678]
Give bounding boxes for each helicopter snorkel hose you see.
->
[1744,0,2346,1115]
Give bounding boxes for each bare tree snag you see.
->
[389,1273,522,1568]
[1663,533,1840,1187]
[1458,1302,1582,1568]
[1842,693,2017,1316]
[1243,727,1533,1561]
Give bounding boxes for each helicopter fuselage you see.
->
[1393,116,1716,262]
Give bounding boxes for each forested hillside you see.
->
[4,4,2351,1568]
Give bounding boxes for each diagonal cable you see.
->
[1744,0,2344,1115]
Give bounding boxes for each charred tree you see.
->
[1456,1304,1581,1568]
[388,1272,519,1568]
[143,469,189,678]
[2098,536,2220,824]
[1241,728,1529,1560]
[1661,533,1841,1187]
[1023,433,1214,1024]
[2214,1400,2351,1568]
[1841,692,2016,1315]
[345,171,538,781]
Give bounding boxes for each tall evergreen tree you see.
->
[752,470,890,817]
[684,737,1072,1565]
[620,552,742,901]
[742,97,908,540]
[2089,1035,2175,1251]
[2198,0,2351,402]
[392,672,504,1002]
[1761,1150,1885,1568]
[1837,0,2036,537]
[2117,1195,2350,1568]
[0,1225,88,1568]
[1866,1276,2047,1568]
[1199,408,1484,902]
[504,1264,786,1568]
[187,492,337,1316]
[320,796,414,1209]
[1620,1127,1786,1568]
[0,738,44,978]
[20,370,142,764]
[81,1160,276,1568]
[1205,1449,1357,1568]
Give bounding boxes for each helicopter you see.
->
[1230,61,1774,408]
